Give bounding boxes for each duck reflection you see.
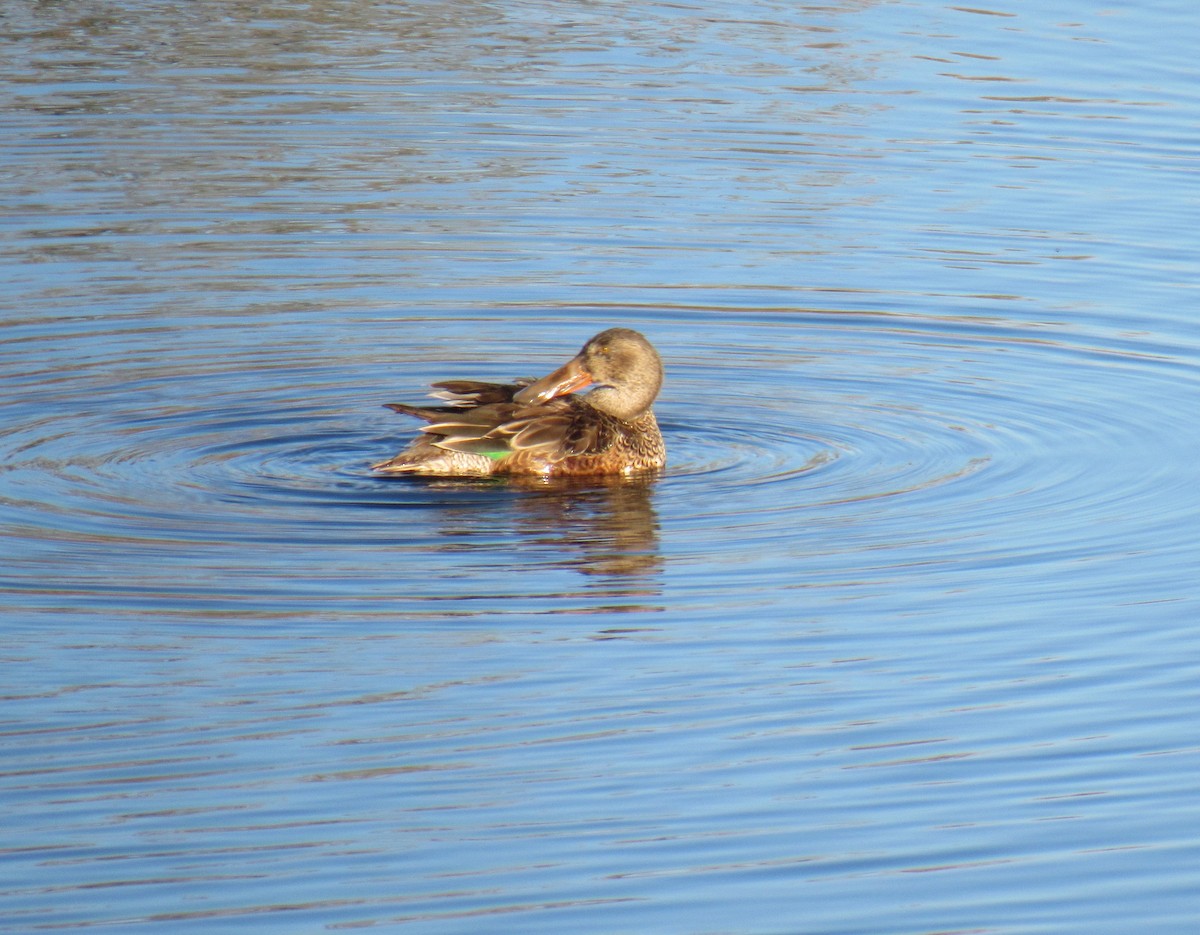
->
[508,474,662,585]
[401,473,663,605]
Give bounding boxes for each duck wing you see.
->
[430,397,618,463]
[428,379,533,407]
[382,379,532,423]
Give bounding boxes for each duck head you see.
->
[513,328,663,421]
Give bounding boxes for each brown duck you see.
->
[373,327,665,477]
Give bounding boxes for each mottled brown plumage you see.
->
[373,328,665,477]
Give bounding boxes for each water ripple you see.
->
[6,1,1200,929]
[6,310,1198,620]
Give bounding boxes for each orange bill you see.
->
[513,356,593,405]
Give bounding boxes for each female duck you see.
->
[373,328,665,477]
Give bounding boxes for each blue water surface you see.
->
[3,1,1200,932]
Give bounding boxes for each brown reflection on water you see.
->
[414,474,663,608]
[511,475,663,587]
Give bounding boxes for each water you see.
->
[3,1,1200,932]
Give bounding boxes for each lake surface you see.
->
[3,1,1200,932]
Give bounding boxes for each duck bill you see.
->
[513,356,593,405]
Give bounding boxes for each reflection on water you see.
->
[4,0,1200,933]
[510,478,663,587]
[383,475,664,597]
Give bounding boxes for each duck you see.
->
[372,327,665,477]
